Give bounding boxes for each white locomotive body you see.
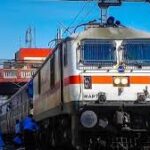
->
[33,24,150,149]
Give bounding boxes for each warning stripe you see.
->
[130,76,150,84]
[68,75,150,84]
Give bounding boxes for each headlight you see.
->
[80,110,97,128]
[113,76,129,87]
[114,77,121,85]
[121,78,128,85]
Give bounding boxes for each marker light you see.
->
[107,16,115,25]
[118,65,125,73]
[80,110,97,128]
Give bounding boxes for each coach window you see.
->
[64,44,68,67]
[38,71,41,94]
[50,54,55,88]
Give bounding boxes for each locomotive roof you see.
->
[72,26,150,40]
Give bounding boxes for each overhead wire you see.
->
[49,1,88,46]
[62,2,89,36]
[78,2,98,25]
[49,0,98,47]
[70,2,98,46]
[61,1,98,39]
[71,2,97,34]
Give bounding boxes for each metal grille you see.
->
[123,40,150,64]
[81,40,115,65]
[110,137,137,150]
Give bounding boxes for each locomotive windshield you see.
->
[123,40,150,64]
[81,40,115,65]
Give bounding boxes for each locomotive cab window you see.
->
[80,40,115,65]
[50,54,55,88]
[123,40,150,65]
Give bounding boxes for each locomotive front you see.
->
[68,24,150,149]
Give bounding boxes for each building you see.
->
[0,48,52,97]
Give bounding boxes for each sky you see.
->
[0,0,150,59]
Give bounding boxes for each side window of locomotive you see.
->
[81,40,115,65]
[50,54,55,88]
[38,71,41,94]
[64,44,68,67]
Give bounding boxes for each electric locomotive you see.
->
[1,1,150,149]
[33,12,150,150]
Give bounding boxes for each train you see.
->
[1,10,150,150]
